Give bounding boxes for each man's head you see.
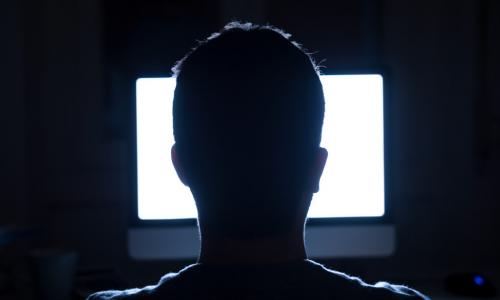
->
[172,22,327,238]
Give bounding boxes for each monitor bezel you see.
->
[128,68,393,228]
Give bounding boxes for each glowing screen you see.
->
[136,75,385,220]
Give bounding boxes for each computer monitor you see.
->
[128,73,395,260]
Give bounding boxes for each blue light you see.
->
[473,275,485,286]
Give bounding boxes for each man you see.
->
[89,22,429,299]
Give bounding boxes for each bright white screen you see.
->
[136,75,385,220]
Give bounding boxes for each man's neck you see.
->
[197,230,307,265]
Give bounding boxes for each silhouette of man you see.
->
[89,22,429,300]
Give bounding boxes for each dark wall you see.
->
[1,1,28,225]
[1,0,499,284]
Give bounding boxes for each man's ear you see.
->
[309,147,328,193]
[171,144,190,187]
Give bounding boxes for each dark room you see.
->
[1,0,499,299]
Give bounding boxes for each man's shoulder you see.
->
[86,266,189,300]
[87,261,430,300]
[86,282,165,300]
[309,260,429,300]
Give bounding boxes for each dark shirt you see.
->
[87,260,430,300]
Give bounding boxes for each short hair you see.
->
[172,22,324,237]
